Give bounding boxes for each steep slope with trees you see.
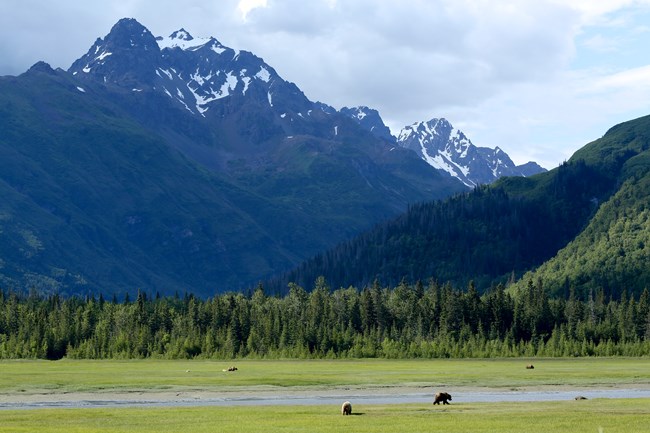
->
[269,115,650,297]
[515,116,650,298]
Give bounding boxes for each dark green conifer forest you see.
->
[2,278,649,360]
[267,114,650,299]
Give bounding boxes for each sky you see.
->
[2,1,650,169]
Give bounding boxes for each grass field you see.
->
[1,399,649,433]
[1,358,649,432]
[1,357,649,393]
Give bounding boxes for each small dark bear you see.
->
[433,392,452,405]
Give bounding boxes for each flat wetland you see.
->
[1,357,649,432]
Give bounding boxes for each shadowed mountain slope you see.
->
[267,115,650,298]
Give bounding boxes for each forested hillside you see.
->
[514,118,650,298]
[1,281,649,360]
[269,159,614,293]
[517,168,650,298]
[269,115,650,298]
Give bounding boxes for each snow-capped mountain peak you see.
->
[169,28,193,41]
[68,18,161,87]
[66,18,545,187]
[397,118,545,186]
[69,18,312,118]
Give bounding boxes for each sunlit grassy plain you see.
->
[1,358,649,432]
[2,399,649,433]
[3,357,650,392]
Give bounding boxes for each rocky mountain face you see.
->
[0,18,466,297]
[397,118,546,187]
[337,107,546,187]
[69,18,546,191]
[339,106,395,142]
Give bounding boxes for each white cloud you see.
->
[238,0,267,21]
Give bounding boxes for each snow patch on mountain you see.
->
[255,66,271,82]
[156,29,215,51]
[69,18,317,125]
[340,106,394,142]
[154,30,289,115]
[398,118,546,187]
[338,106,545,186]
[71,17,536,187]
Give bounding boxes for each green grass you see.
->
[1,358,650,394]
[0,399,649,433]
[1,358,649,432]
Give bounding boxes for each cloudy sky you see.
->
[2,0,650,168]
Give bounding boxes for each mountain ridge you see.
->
[0,18,467,296]
[338,105,546,186]
[397,118,546,186]
[266,114,650,297]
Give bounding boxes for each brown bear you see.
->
[433,392,452,405]
[526,364,535,369]
[341,401,352,415]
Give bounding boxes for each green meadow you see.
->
[1,357,649,392]
[1,399,649,433]
[1,358,649,432]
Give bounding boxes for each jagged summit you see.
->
[340,106,394,142]
[69,18,313,118]
[170,28,193,41]
[106,18,159,49]
[69,18,161,87]
[338,108,546,186]
[397,118,545,186]
[67,17,545,186]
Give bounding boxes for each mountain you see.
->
[267,114,650,298]
[512,115,650,298]
[396,118,546,187]
[339,106,395,142]
[0,18,465,297]
[517,161,547,177]
[336,108,546,186]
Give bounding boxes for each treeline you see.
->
[1,278,649,360]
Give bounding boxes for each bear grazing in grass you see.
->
[433,392,452,405]
[341,401,352,415]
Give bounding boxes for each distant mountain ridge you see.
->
[339,106,395,142]
[338,106,546,186]
[0,18,468,296]
[397,118,546,186]
[69,18,313,122]
[72,18,544,187]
